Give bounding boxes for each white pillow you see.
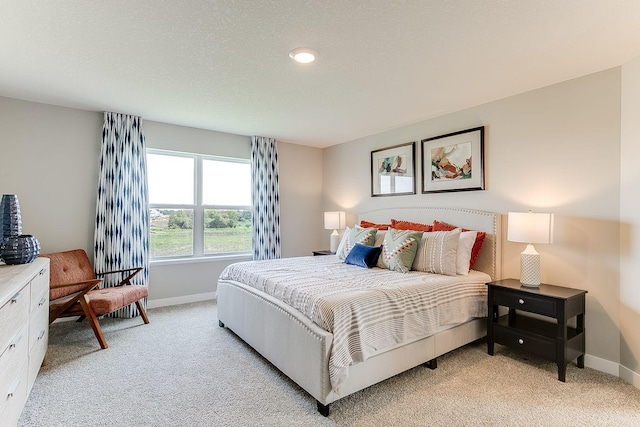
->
[374,229,387,247]
[456,230,477,275]
[335,226,351,257]
[412,229,460,276]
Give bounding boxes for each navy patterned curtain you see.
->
[94,112,149,318]
[251,136,281,260]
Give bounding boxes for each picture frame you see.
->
[421,126,485,194]
[371,141,416,197]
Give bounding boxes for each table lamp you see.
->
[324,211,346,253]
[507,211,554,287]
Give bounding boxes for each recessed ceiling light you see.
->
[289,48,317,64]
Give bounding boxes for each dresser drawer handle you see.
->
[518,299,525,304]
[38,296,46,306]
[518,339,524,345]
[8,379,20,398]
[10,292,24,303]
[38,329,46,341]
[39,268,46,276]
[10,334,23,348]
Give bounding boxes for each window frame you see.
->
[147,148,252,262]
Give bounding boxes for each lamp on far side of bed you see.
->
[507,211,554,287]
[324,211,346,254]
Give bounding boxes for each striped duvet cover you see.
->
[219,255,489,391]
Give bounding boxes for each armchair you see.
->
[41,249,149,349]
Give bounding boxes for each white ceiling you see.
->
[2,1,640,148]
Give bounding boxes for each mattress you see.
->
[220,255,490,390]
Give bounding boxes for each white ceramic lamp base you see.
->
[330,230,340,254]
[520,244,541,287]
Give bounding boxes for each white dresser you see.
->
[0,258,49,427]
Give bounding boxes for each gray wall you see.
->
[322,68,622,372]
[0,98,102,252]
[0,98,324,306]
[620,55,640,387]
[2,58,639,385]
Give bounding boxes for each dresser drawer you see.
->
[28,328,48,394]
[0,284,30,356]
[0,324,29,385]
[493,324,556,360]
[0,365,28,427]
[29,301,49,353]
[492,288,556,317]
[30,266,49,313]
[0,324,29,427]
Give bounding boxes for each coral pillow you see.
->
[390,218,433,232]
[359,220,390,230]
[433,220,486,269]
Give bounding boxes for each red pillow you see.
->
[360,220,390,230]
[390,218,432,232]
[432,220,486,269]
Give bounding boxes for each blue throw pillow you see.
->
[344,243,382,268]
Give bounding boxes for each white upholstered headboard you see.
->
[358,207,502,280]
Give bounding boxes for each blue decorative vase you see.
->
[0,234,41,265]
[1,194,22,239]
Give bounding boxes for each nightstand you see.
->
[486,279,587,382]
[312,250,333,256]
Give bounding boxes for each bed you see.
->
[217,207,502,416]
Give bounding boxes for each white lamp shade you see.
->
[324,211,346,230]
[507,212,554,244]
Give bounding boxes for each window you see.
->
[147,149,251,259]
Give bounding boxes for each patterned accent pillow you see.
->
[377,229,423,273]
[390,218,433,232]
[336,226,377,260]
[433,220,486,269]
[412,229,461,276]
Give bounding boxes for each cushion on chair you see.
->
[41,249,98,300]
[86,285,149,316]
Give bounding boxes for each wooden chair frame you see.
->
[47,252,149,349]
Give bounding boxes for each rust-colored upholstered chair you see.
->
[41,249,149,349]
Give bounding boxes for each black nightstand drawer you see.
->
[493,289,556,317]
[486,279,587,382]
[493,324,556,359]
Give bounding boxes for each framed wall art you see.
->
[421,126,484,194]
[371,141,415,197]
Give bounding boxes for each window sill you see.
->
[150,253,252,267]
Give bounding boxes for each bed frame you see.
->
[217,207,502,416]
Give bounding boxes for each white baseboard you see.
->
[585,354,640,391]
[147,292,216,309]
[584,353,619,376]
[620,364,640,388]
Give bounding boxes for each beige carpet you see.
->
[19,301,640,426]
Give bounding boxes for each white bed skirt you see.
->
[217,279,486,406]
[217,207,501,413]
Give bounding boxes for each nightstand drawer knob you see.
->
[518,299,525,304]
[518,339,524,345]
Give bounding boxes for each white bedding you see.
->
[220,255,490,390]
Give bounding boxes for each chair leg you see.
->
[78,297,108,349]
[136,300,150,324]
